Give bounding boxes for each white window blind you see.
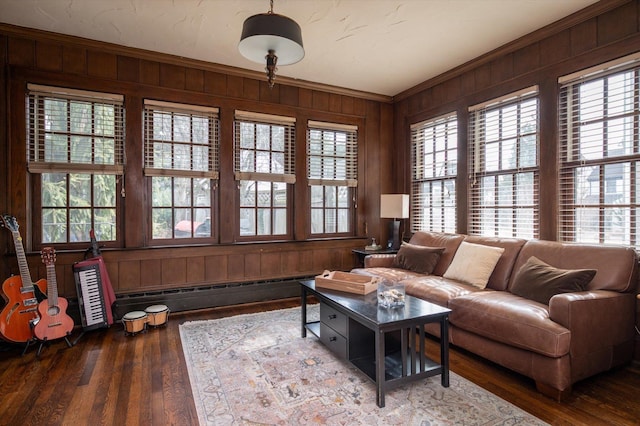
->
[143,99,219,178]
[27,84,125,174]
[468,87,539,238]
[558,53,640,247]
[410,112,457,233]
[306,120,358,187]
[234,110,296,183]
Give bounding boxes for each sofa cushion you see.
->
[509,239,638,293]
[449,291,571,358]
[408,232,465,276]
[463,235,527,291]
[443,242,504,289]
[392,243,444,274]
[403,276,484,307]
[510,256,596,305]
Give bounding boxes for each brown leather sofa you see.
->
[352,231,639,400]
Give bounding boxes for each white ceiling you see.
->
[0,0,599,97]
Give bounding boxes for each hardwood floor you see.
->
[0,298,638,425]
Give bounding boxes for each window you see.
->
[144,100,219,240]
[234,111,295,239]
[559,53,640,248]
[410,113,457,233]
[27,84,124,246]
[307,121,357,235]
[468,87,539,238]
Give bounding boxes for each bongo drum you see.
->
[122,311,148,335]
[145,304,170,327]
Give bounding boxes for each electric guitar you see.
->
[34,248,74,341]
[0,215,48,343]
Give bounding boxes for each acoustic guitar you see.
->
[34,248,74,341]
[0,215,48,343]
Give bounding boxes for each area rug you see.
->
[179,306,547,426]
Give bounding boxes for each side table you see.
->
[352,248,398,267]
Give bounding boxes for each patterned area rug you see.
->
[179,306,547,426]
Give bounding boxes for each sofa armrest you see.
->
[364,254,396,268]
[549,290,635,355]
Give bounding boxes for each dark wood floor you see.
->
[1,298,639,425]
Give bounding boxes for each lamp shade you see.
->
[380,194,409,219]
[239,13,305,65]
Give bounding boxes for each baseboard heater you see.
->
[109,276,314,320]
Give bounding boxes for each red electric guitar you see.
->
[34,248,74,341]
[0,215,48,343]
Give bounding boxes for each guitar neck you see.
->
[11,230,34,290]
[45,263,58,307]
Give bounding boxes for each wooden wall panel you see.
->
[159,63,185,90]
[87,51,117,79]
[513,43,540,76]
[244,253,261,278]
[62,45,86,75]
[140,259,162,287]
[139,60,160,86]
[539,31,572,67]
[162,258,187,285]
[570,19,598,56]
[597,1,638,45]
[205,255,228,282]
[260,252,281,276]
[204,71,227,96]
[186,256,205,284]
[35,41,62,71]
[118,260,142,292]
[490,53,514,85]
[312,91,329,111]
[7,37,34,67]
[225,75,243,98]
[243,77,260,100]
[118,56,140,83]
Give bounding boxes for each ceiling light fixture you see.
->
[238,0,304,89]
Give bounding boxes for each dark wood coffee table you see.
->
[299,279,451,408]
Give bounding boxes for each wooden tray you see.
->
[315,270,378,295]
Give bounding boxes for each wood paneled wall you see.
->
[393,0,640,240]
[0,24,394,299]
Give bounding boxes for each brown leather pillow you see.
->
[510,256,596,305]
[392,243,444,274]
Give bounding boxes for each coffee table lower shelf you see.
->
[307,321,443,388]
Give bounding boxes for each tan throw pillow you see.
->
[442,241,505,289]
[392,243,444,274]
[510,256,596,305]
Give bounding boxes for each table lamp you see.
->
[380,194,409,250]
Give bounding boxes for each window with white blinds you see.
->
[307,121,358,235]
[410,112,457,233]
[143,100,219,178]
[27,84,124,245]
[27,84,125,174]
[558,53,640,248]
[468,87,539,238]
[144,100,219,240]
[234,111,295,238]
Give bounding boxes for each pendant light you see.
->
[238,0,304,88]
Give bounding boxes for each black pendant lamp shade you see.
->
[239,13,304,65]
[238,1,304,88]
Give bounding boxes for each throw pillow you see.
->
[442,241,505,289]
[510,256,596,305]
[392,243,444,274]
